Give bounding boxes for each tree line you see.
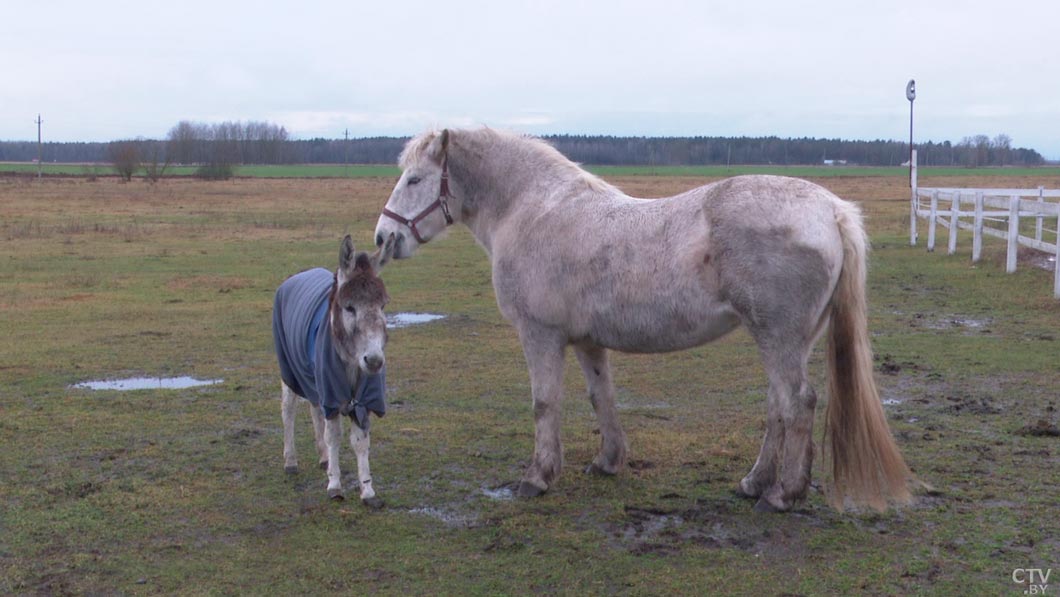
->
[0,121,1045,172]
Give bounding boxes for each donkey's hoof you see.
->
[362,496,385,510]
[584,463,617,477]
[284,465,298,475]
[753,497,788,513]
[516,480,547,498]
[327,488,345,501]
[318,460,328,470]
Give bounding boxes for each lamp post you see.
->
[906,79,915,186]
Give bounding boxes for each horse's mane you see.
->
[400,127,616,194]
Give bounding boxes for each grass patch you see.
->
[1,174,1057,594]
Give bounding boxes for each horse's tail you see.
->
[825,200,913,511]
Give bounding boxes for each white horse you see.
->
[374,128,913,512]
[273,234,394,507]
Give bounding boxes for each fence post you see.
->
[948,192,960,255]
[1006,195,1019,273]
[1054,209,1060,299]
[910,150,918,246]
[1036,186,1044,243]
[972,191,984,263]
[927,190,938,252]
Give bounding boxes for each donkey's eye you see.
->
[407,176,421,186]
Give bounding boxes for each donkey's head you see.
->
[375,129,458,259]
[331,234,395,375]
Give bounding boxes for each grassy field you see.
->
[1,173,1058,595]
[5,161,1060,179]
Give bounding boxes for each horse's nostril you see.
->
[375,233,384,247]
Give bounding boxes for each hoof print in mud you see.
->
[362,496,385,510]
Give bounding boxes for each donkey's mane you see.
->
[400,128,616,194]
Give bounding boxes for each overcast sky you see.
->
[3,0,1058,158]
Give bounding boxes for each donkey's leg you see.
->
[281,383,299,474]
[517,326,567,498]
[323,416,345,500]
[751,350,817,513]
[573,344,627,476]
[309,402,328,470]
[349,425,383,509]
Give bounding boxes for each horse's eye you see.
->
[407,176,421,186]
[345,305,356,315]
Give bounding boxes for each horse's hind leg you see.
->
[309,402,328,470]
[756,350,817,512]
[574,344,628,476]
[281,383,299,474]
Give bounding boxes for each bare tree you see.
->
[992,134,1012,167]
[107,140,141,181]
[141,140,171,183]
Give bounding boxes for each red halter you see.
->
[381,156,455,244]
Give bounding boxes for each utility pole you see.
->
[35,114,43,179]
[344,128,350,177]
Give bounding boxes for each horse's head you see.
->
[331,234,394,375]
[375,129,458,259]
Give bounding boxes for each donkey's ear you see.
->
[370,233,396,271]
[427,128,450,163]
[339,234,356,271]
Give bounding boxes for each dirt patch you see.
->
[606,498,818,557]
[1016,419,1060,437]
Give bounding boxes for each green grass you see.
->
[1,176,1057,595]
[5,161,1060,179]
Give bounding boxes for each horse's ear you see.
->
[339,234,355,271]
[428,129,450,163]
[370,233,395,271]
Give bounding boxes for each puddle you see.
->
[386,312,445,329]
[924,317,992,330]
[408,506,477,527]
[482,484,515,501]
[72,376,222,391]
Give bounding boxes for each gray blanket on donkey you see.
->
[272,268,385,428]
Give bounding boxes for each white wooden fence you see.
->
[908,150,1060,299]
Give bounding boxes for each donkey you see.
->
[273,234,394,508]
[374,127,915,512]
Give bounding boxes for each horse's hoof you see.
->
[327,488,345,501]
[318,460,328,470]
[753,497,788,513]
[362,496,385,510]
[584,463,617,477]
[284,465,298,475]
[735,480,760,499]
[516,480,547,498]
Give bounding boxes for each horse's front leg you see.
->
[323,416,344,500]
[516,326,567,498]
[573,344,627,476]
[350,424,383,509]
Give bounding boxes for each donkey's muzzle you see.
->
[363,354,384,374]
